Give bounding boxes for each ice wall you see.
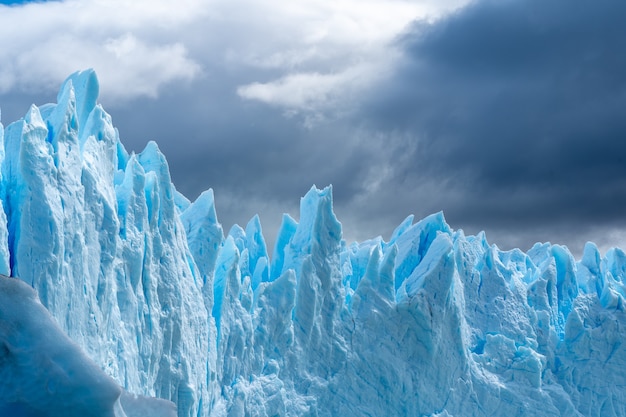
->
[201,190,626,416]
[1,70,625,416]
[0,70,213,417]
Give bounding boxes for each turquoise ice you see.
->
[0,70,625,416]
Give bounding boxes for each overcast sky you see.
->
[1,0,625,257]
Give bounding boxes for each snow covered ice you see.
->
[0,70,625,416]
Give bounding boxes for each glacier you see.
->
[0,69,625,416]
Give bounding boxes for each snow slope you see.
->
[0,70,625,416]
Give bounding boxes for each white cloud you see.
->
[100,34,200,99]
[237,68,366,112]
[231,0,470,119]
[0,0,469,105]
[0,0,206,101]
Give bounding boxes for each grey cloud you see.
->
[102,63,392,251]
[3,0,626,258]
[352,0,626,254]
[0,90,56,125]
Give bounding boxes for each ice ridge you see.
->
[0,70,625,416]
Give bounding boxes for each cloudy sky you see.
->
[0,0,625,257]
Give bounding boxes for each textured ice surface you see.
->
[1,70,211,417]
[0,275,176,417]
[1,71,626,416]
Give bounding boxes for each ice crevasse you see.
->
[0,70,625,417]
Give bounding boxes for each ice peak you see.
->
[24,104,45,129]
[60,69,99,131]
[245,214,269,290]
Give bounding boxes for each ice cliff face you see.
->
[0,71,210,417]
[1,70,626,416]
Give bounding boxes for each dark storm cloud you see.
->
[355,0,626,252]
